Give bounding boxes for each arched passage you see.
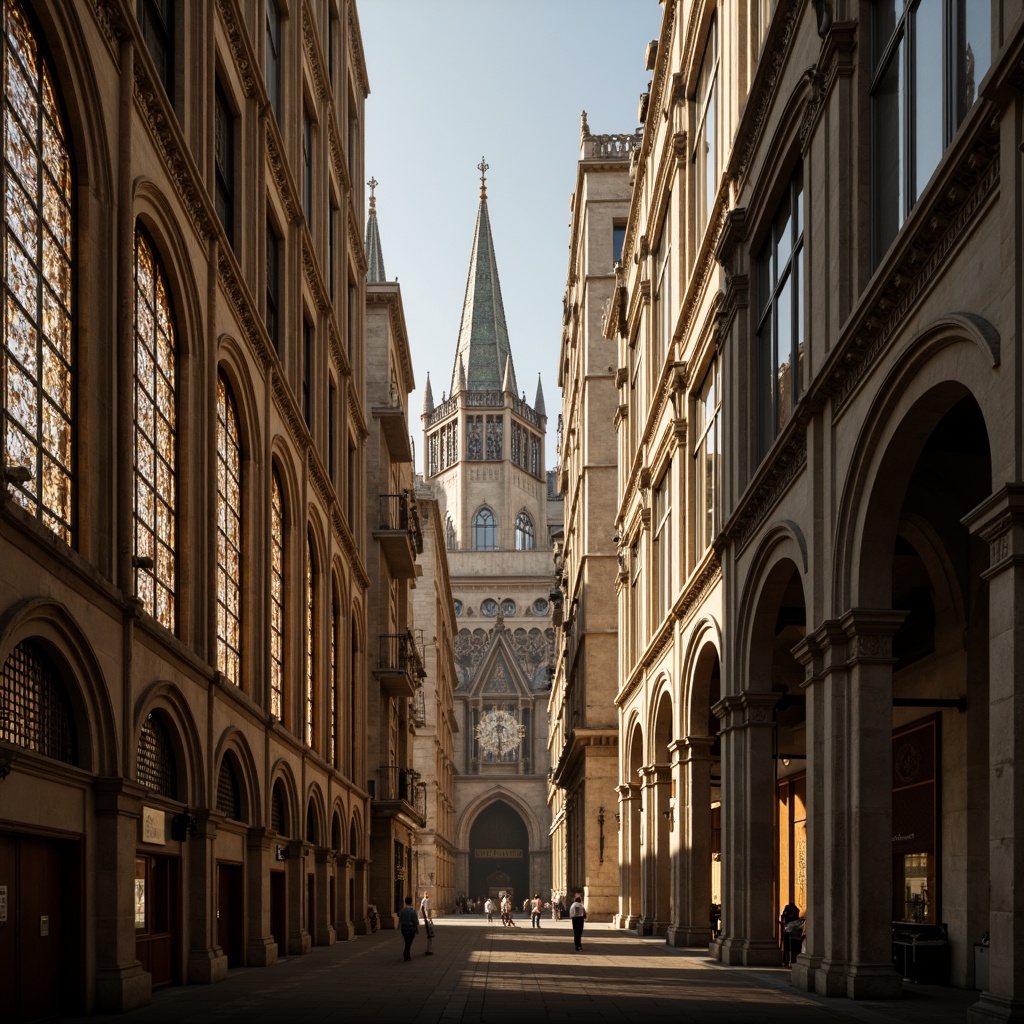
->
[467,800,530,903]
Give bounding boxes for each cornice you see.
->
[90,0,130,55]
[265,118,302,226]
[217,249,274,370]
[331,499,370,590]
[302,1,331,106]
[327,118,353,197]
[674,554,721,626]
[347,377,368,441]
[347,1,370,98]
[216,0,259,98]
[301,232,331,316]
[348,204,368,276]
[271,368,310,457]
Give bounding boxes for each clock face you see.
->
[476,709,523,757]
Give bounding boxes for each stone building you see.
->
[603,0,1024,1017]
[0,1,378,1017]
[421,164,554,908]
[548,117,640,920]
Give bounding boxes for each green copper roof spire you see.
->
[450,158,515,393]
[365,176,387,283]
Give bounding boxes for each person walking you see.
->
[420,891,434,955]
[531,893,543,929]
[568,892,586,951]
[484,896,495,924]
[399,895,419,961]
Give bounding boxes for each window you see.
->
[215,373,243,686]
[694,359,720,554]
[481,598,498,617]
[216,757,244,820]
[474,507,497,550]
[214,78,235,246]
[655,216,672,356]
[302,106,313,225]
[302,319,313,427]
[133,227,177,631]
[329,584,338,766]
[328,196,338,301]
[137,711,176,797]
[612,223,626,266]
[501,599,516,617]
[533,598,549,616]
[652,466,672,625]
[305,533,316,748]
[266,219,280,351]
[270,469,285,720]
[871,0,991,263]
[453,598,463,616]
[629,539,641,660]
[446,517,456,550]
[138,0,175,102]
[515,512,535,551]
[755,164,804,459]
[1,639,75,764]
[2,0,75,542]
[265,0,282,123]
[693,13,719,244]
[328,376,337,484]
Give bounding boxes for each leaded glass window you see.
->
[305,533,315,748]
[474,507,497,551]
[467,415,482,460]
[329,585,337,766]
[137,711,176,797]
[133,227,177,630]
[2,0,74,542]
[485,415,502,460]
[0,639,75,764]
[216,372,242,685]
[270,469,284,719]
[515,512,534,551]
[511,423,522,466]
[214,77,234,245]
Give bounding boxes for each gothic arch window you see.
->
[2,0,75,543]
[216,371,242,685]
[473,507,497,551]
[270,467,285,720]
[216,754,245,822]
[0,639,76,764]
[446,516,456,551]
[514,511,535,551]
[136,710,177,798]
[329,579,339,767]
[305,531,317,749]
[305,800,318,845]
[133,226,177,631]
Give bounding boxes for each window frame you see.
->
[215,371,243,686]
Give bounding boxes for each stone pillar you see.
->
[667,737,715,947]
[93,778,151,1012]
[314,848,336,945]
[246,827,276,965]
[639,764,671,935]
[335,853,355,940]
[838,609,904,999]
[186,809,228,983]
[965,486,1024,1022]
[616,783,641,929]
[286,840,311,954]
[353,857,370,934]
[714,691,779,966]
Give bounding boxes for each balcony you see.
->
[373,631,426,698]
[372,383,414,463]
[372,764,426,824]
[373,492,423,579]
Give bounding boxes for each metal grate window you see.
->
[0,640,75,764]
[136,711,176,797]
[271,781,287,835]
[305,803,317,844]
[216,756,243,821]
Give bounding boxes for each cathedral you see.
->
[420,162,558,907]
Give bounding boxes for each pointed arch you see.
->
[473,506,497,550]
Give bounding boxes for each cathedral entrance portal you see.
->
[468,802,529,903]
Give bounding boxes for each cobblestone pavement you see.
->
[64,918,982,1024]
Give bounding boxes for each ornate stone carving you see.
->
[216,0,258,97]
[265,121,301,226]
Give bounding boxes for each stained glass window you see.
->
[270,469,284,719]
[0,639,75,763]
[2,0,74,542]
[137,711,176,797]
[329,585,337,766]
[305,533,315,748]
[216,372,242,685]
[133,227,177,630]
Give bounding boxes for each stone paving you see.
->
[64,917,982,1024]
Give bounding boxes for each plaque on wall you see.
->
[141,805,166,845]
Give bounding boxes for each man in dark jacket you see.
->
[399,896,419,961]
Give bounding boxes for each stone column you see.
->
[93,778,151,1012]
[353,857,370,934]
[714,691,779,966]
[965,486,1024,1022]
[667,737,715,947]
[286,840,311,954]
[314,847,336,945]
[616,783,641,929]
[838,609,904,999]
[335,853,355,939]
[186,809,228,983]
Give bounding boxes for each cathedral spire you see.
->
[534,373,546,417]
[364,176,387,283]
[423,373,435,415]
[450,158,515,394]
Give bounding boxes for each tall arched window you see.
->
[270,468,285,720]
[216,372,242,684]
[134,227,177,630]
[305,532,316,749]
[0,639,76,764]
[2,0,75,543]
[330,581,339,767]
[473,507,497,551]
[136,711,177,798]
[514,512,535,551]
[446,517,456,551]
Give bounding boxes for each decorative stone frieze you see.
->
[216,0,259,98]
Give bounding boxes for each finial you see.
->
[581,110,590,138]
[368,176,378,212]
[478,157,489,198]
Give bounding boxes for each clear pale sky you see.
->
[357,0,664,470]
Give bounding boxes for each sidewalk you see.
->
[62,918,982,1024]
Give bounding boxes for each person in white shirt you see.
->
[484,897,495,924]
[420,892,434,955]
[568,892,587,950]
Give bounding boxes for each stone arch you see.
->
[133,680,206,806]
[304,784,326,846]
[268,760,299,839]
[212,727,261,826]
[216,337,264,469]
[681,615,723,738]
[457,787,543,852]
[0,597,118,776]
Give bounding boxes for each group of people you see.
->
[399,892,436,962]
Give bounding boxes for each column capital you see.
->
[838,608,906,664]
[713,691,778,729]
[669,735,716,762]
[963,484,1024,579]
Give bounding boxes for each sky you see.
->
[357,0,664,470]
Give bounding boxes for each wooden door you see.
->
[135,853,180,989]
[217,862,245,967]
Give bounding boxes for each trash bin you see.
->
[975,944,989,991]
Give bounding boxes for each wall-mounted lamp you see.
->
[782,758,791,767]
[598,806,606,865]
[132,555,155,570]
[3,465,31,484]
[170,811,198,841]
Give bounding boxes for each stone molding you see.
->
[217,0,259,98]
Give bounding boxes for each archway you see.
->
[467,801,530,905]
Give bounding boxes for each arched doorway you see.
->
[467,802,529,903]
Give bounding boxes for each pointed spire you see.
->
[502,354,516,395]
[364,176,387,283]
[456,353,467,393]
[534,374,546,417]
[423,373,435,415]
[450,158,516,394]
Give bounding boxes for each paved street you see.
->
[66,918,982,1024]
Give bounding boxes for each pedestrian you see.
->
[531,893,543,929]
[367,902,379,934]
[420,891,434,955]
[501,893,517,928]
[780,902,800,966]
[568,891,586,951]
[484,896,495,924]
[399,895,419,961]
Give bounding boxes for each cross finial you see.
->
[367,176,378,212]
[478,157,489,198]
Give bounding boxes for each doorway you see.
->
[216,862,245,967]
